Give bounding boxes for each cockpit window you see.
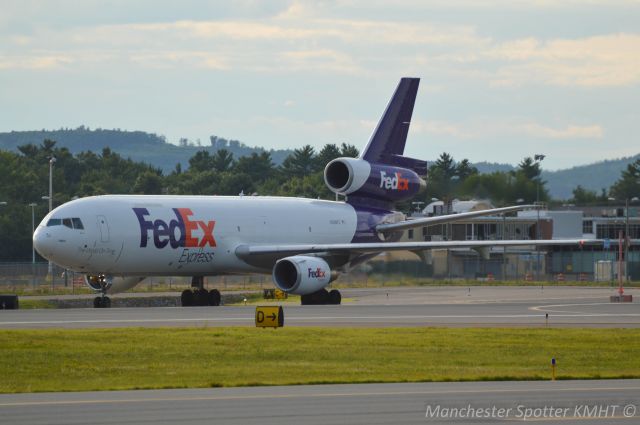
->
[47,218,62,227]
[46,217,84,229]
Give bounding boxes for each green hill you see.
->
[0,128,293,172]
[542,156,640,200]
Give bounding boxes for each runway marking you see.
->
[1,312,639,326]
[0,317,254,325]
[404,295,621,305]
[531,303,640,315]
[0,385,638,407]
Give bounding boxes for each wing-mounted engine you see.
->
[324,157,425,204]
[272,256,337,295]
[85,275,144,294]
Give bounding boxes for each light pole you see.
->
[29,203,37,263]
[608,196,638,282]
[47,156,56,279]
[534,154,546,281]
[624,197,639,282]
[29,202,37,287]
[625,197,629,282]
[48,157,56,213]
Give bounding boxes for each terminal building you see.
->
[387,200,640,281]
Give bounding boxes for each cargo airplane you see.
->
[33,78,595,307]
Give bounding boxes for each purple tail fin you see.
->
[360,78,427,175]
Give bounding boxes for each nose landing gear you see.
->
[93,295,111,308]
[86,274,112,308]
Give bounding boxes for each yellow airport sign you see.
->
[263,289,288,300]
[255,305,284,328]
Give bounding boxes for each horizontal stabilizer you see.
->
[379,153,428,175]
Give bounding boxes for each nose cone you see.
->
[33,223,53,260]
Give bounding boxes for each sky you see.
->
[1,0,639,170]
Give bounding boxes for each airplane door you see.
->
[97,215,110,243]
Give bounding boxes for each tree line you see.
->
[0,139,638,260]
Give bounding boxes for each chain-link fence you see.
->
[0,262,373,293]
[0,251,636,294]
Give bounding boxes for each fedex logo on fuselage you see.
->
[308,267,326,279]
[380,170,409,191]
[133,208,216,249]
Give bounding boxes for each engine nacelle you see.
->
[272,256,335,295]
[84,275,145,294]
[324,158,371,194]
[324,157,425,202]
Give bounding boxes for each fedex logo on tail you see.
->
[380,170,409,191]
[133,208,216,249]
[308,267,326,279]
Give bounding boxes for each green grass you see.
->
[16,299,55,309]
[0,327,638,393]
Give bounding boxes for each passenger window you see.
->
[47,218,61,227]
[63,218,73,229]
[72,218,84,230]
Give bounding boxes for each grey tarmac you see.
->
[0,380,638,425]
[1,286,638,329]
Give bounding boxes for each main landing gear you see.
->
[300,289,341,305]
[181,276,221,307]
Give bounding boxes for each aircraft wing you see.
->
[376,204,539,233]
[235,239,602,258]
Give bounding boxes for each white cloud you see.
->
[488,34,640,87]
[0,0,636,171]
[2,6,638,88]
[411,120,474,138]
[410,119,604,140]
[10,16,640,89]
[128,51,228,70]
[0,54,72,69]
[520,123,604,139]
[279,49,361,74]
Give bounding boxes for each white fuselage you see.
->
[34,195,358,276]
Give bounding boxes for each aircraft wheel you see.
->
[301,293,317,305]
[208,289,221,306]
[181,289,193,307]
[329,290,341,305]
[301,289,330,305]
[317,289,329,305]
[93,296,102,308]
[195,288,209,306]
[102,297,111,308]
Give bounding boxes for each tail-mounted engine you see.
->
[324,157,425,203]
